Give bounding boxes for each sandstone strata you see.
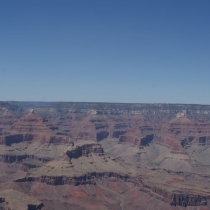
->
[1,102,210,209]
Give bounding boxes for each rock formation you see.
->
[0,102,210,209]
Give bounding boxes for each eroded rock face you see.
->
[112,131,127,138]
[0,113,69,145]
[0,102,23,132]
[0,154,32,163]
[141,184,209,207]
[140,134,154,147]
[96,131,109,141]
[66,142,104,159]
[0,189,44,210]
[15,172,131,186]
[171,194,207,207]
[119,135,139,144]
[155,117,210,154]
[4,134,33,146]
[2,102,210,209]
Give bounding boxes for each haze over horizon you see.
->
[1,0,210,104]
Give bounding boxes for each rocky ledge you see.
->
[15,172,131,186]
[0,189,44,210]
[66,142,104,159]
[141,184,209,207]
[0,113,69,145]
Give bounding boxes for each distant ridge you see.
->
[6,101,210,111]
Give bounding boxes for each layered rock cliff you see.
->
[1,102,210,209]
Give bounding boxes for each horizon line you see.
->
[3,101,210,106]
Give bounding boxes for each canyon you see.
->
[1,101,210,209]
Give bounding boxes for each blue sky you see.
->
[0,0,210,103]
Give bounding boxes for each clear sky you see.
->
[0,0,210,104]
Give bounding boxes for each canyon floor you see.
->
[1,102,210,210]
